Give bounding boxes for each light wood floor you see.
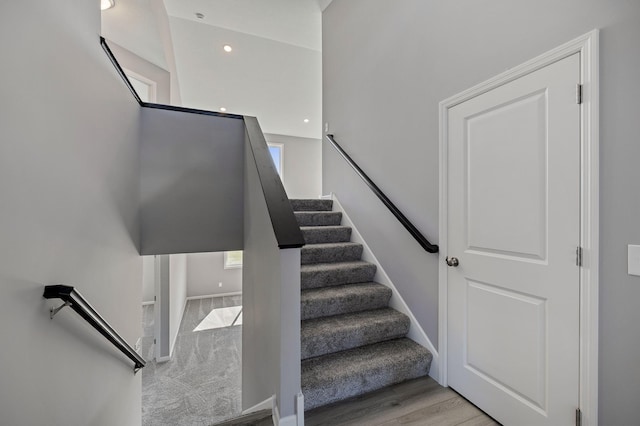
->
[304,377,500,426]
[216,376,499,426]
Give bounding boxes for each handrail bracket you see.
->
[50,301,71,319]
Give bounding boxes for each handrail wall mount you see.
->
[43,284,146,373]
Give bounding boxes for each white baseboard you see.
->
[272,394,304,426]
[186,291,242,301]
[296,392,304,426]
[243,396,273,415]
[156,355,171,363]
[331,194,440,382]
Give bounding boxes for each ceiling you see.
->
[102,0,324,139]
[169,16,322,138]
[164,0,322,51]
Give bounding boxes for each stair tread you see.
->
[302,242,361,249]
[301,282,392,319]
[301,308,409,359]
[300,225,351,231]
[302,338,432,410]
[301,260,373,272]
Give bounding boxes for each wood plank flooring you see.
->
[304,377,500,426]
[216,377,499,426]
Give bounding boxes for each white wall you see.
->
[169,254,187,355]
[106,41,171,104]
[101,0,168,70]
[266,133,322,199]
[142,256,155,303]
[102,0,183,105]
[0,1,142,425]
[322,1,640,424]
[186,252,242,298]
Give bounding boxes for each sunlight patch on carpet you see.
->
[194,306,243,331]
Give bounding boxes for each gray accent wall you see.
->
[322,1,640,424]
[139,108,245,254]
[0,1,142,425]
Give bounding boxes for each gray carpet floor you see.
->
[141,296,243,426]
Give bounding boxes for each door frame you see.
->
[438,30,599,425]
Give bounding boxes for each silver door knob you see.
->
[446,257,459,267]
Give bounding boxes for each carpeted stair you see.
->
[291,199,432,411]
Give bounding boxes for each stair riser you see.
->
[302,339,433,410]
[302,227,352,244]
[301,245,363,265]
[301,315,410,359]
[290,199,333,211]
[295,212,342,226]
[304,359,430,410]
[301,286,392,320]
[301,264,376,290]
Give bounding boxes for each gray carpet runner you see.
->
[292,199,432,411]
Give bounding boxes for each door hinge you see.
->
[576,408,582,426]
[576,84,583,104]
[576,246,583,267]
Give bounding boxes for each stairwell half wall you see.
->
[139,108,245,255]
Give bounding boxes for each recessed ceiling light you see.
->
[195,12,205,19]
[100,0,115,10]
[220,107,227,112]
[303,119,310,123]
[223,45,233,53]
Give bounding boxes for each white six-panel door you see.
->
[446,53,581,425]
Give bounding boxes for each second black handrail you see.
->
[325,134,439,253]
[44,285,146,373]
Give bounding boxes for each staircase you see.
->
[291,199,432,411]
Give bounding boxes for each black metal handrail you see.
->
[325,134,439,253]
[245,116,305,249]
[100,37,243,119]
[43,285,146,373]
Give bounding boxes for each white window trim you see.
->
[123,67,157,103]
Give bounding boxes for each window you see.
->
[224,251,243,269]
[268,143,284,179]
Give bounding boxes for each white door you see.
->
[446,53,581,425]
